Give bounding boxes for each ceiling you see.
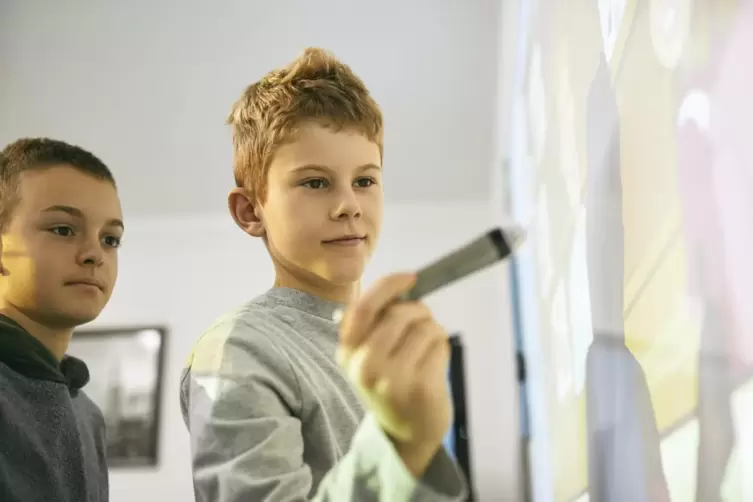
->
[0,0,501,217]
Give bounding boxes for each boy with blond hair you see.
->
[181,48,467,501]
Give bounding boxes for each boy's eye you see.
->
[50,226,75,237]
[103,236,122,248]
[302,179,329,190]
[354,177,376,188]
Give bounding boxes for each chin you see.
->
[326,275,362,287]
[324,263,365,286]
[57,313,99,330]
[20,298,103,330]
[53,305,104,329]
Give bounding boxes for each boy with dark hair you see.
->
[0,138,124,502]
[181,48,468,501]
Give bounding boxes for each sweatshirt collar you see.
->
[0,315,90,390]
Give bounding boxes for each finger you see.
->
[389,319,445,374]
[339,272,416,350]
[372,321,446,403]
[357,302,433,387]
[416,331,450,373]
[372,302,433,356]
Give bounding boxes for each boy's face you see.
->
[259,123,383,287]
[0,166,123,329]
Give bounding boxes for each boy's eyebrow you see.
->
[41,205,125,230]
[359,163,382,172]
[291,163,381,174]
[291,164,329,175]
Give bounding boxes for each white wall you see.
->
[0,0,499,216]
[87,200,518,501]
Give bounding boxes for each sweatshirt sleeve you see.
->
[180,320,468,502]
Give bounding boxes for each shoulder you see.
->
[184,297,302,390]
[73,391,107,435]
[0,361,20,386]
[182,299,304,415]
[190,301,287,364]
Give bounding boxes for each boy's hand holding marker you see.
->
[336,273,452,479]
[335,227,524,480]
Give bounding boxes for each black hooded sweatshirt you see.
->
[0,314,108,502]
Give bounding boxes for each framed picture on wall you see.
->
[67,326,167,468]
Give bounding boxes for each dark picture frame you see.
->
[67,326,167,469]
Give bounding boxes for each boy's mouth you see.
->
[65,278,105,292]
[323,235,366,246]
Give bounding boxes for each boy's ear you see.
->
[228,187,266,238]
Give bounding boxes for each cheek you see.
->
[29,251,67,287]
[3,253,60,303]
[266,197,320,241]
[263,205,316,257]
[276,220,318,251]
[362,195,383,237]
[5,235,59,277]
[106,253,119,285]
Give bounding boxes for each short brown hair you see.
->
[0,138,115,230]
[227,47,384,203]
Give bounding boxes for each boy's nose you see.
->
[77,241,105,267]
[332,190,362,220]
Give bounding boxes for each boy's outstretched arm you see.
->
[181,323,466,502]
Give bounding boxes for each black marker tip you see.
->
[489,225,527,258]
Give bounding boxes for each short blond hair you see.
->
[227,48,384,203]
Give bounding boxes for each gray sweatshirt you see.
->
[180,288,467,501]
[0,314,109,502]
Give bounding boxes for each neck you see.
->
[273,266,359,304]
[0,303,73,361]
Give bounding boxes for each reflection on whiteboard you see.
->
[536,189,553,293]
[507,1,753,501]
